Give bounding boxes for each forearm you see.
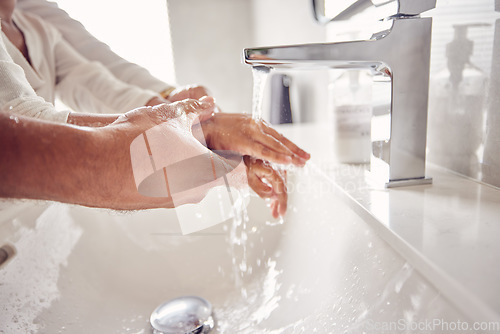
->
[67,112,120,127]
[65,95,170,127]
[0,113,175,210]
[0,113,107,205]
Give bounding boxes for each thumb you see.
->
[151,97,215,121]
[178,98,215,131]
[179,97,215,116]
[199,96,215,105]
[195,96,216,122]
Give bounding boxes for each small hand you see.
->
[200,113,310,166]
[244,156,287,218]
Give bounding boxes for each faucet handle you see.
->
[311,0,436,24]
[396,0,436,16]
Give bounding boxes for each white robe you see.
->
[0,10,164,122]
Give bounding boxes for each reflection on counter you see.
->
[428,0,500,187]
[483,5,500,187]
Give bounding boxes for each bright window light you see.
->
[55,0,176,85]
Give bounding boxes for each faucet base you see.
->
[385,177,433,188]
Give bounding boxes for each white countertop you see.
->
[277,122,500,323]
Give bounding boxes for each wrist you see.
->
[88,126,136,208]
[92,123,173,210]
[199,116,216,149]
[67,112,120,127]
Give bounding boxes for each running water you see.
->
[228,66,286,285]
[228,189,251,292]
[216,65,289,332]
[224,66,272,292]
[252,65,286,227]
[252,66,271,119]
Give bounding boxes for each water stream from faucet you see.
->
[251,66,271,119]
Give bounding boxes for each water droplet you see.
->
[9,115,19,123]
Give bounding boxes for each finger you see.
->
[188,85,210,100]
[244,141,293,165]
[270,200,279,219]
[199,96,215,104]
[255,162,287,216]
[261,125,311,161]
[196,96,217,122]
[254,132,298,160]
[244,156,273,197]
[246,157,288,217]
[273,172,288,217]
[174,98,215,117]
[188,98,215,114]
[168,85,210,102]
[247,170,273,197]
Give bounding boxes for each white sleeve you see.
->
[54,36,159,114]
[0,31,69,123]
[17,0,174,94]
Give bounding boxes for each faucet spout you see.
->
[244,17,433,187]
[245,39,381,69]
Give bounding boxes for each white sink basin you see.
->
[0,166,467,333]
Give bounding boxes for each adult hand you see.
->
[98,97,220,210]
[165,85,210,102]
[0,98,221,211]
[147,86,214,122]
[145,96,169,107]
[65,93,201,128]
[111,96,215,130]
[114,101,310,216]
[199,113,310,166]
[244,156,287,218]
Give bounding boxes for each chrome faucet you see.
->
[243,0,435,187]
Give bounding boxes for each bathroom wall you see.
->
[167,0,255,114]
[167,0,500,188]
[251,0,329,123]
[167,0,328,118]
